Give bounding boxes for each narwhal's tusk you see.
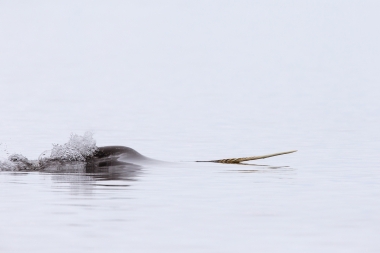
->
[196,150,297,164]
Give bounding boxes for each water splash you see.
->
[0,132,98,171]
[49,132,98,161]
[0,159,18,171]
[0,154,38,171]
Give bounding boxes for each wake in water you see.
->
[0,132,98,171]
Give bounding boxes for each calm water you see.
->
[1,1,380,252]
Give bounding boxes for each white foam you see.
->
[0,132,98,171]
[0,154,36,171]
[0,159,17,171]
[8,154,29,163]
[49,132,98,161]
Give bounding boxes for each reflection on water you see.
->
[8,159,296,193]
[42,160,142,181]
[44,161,294,182]
[220,162,295,174]
[38,157,143,193]
[226,168,294,173]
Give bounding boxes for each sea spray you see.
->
[0,159,18,171]
[0,154,38,171]
[49,132,98,161]
[0,132,98,171]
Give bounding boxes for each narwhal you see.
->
[4,138,297,172]
[92,146,297,165]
